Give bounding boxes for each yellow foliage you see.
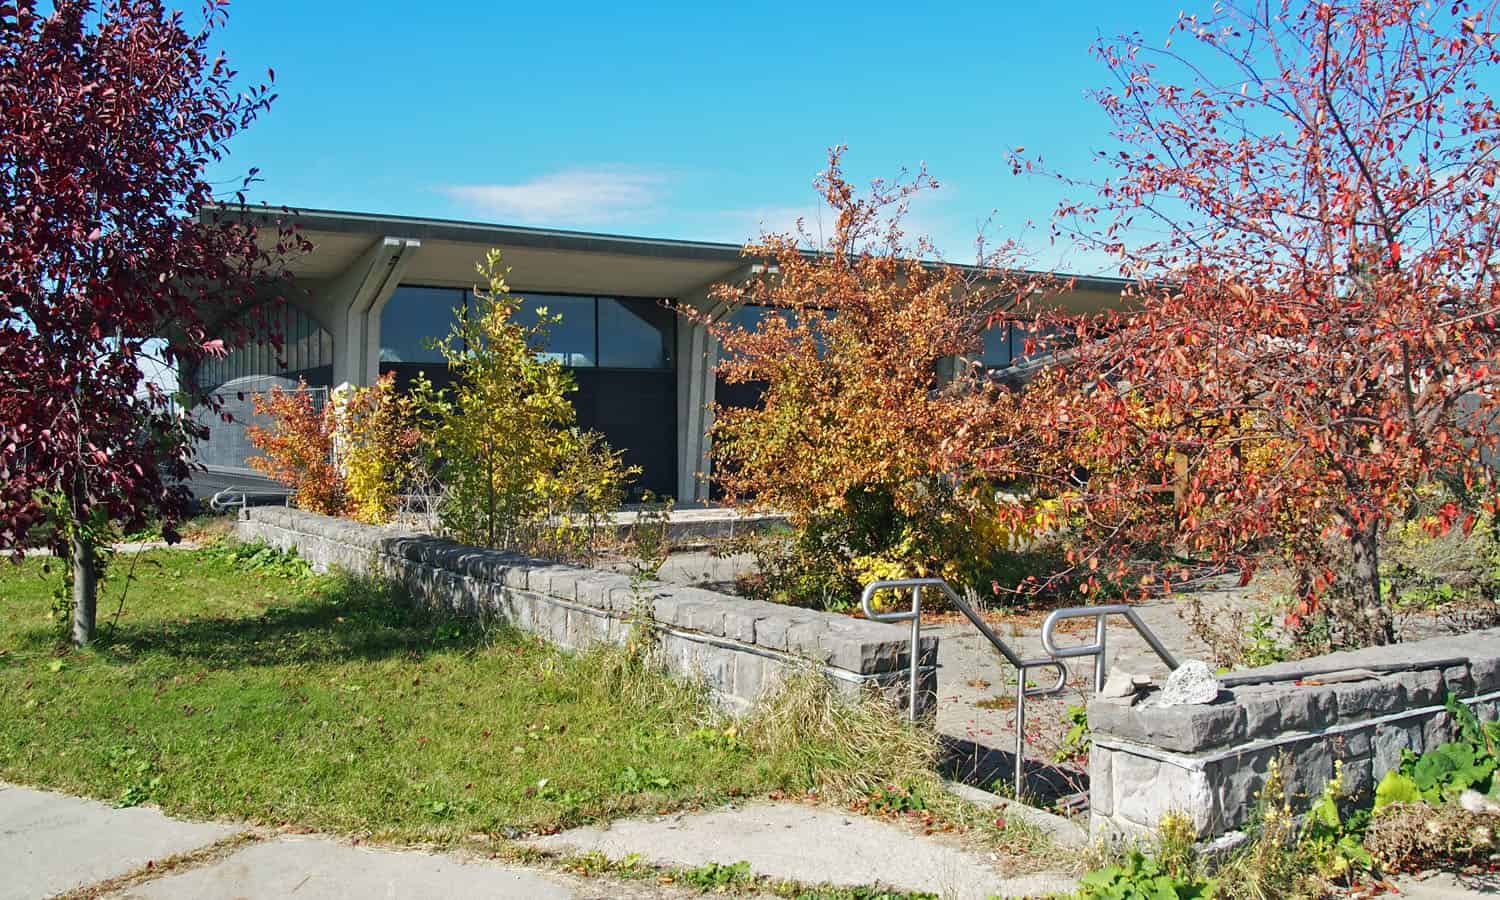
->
[332,373,419,525]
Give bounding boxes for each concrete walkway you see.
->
[530,802,1078,900]
[2,784,237,899]
[936,578,1247,797]
[1,782,1074,899]
[1,784,655,900]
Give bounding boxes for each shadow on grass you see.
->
[92,575,501,669]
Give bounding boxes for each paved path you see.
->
[1,784,237,899]
[1,782,1075,899]
[530,802,1078,900]
[0,783,661,900]
[935,578,1249,798]
[112,837,577,900]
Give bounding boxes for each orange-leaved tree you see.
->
[991,0,1500,646]
[701,149,1046,603]
[247,382,347,516]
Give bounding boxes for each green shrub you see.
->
[415,251,636,559]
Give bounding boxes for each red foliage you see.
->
[981,0,1500,645]
[0,0,304,557]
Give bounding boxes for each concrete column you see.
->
[304,236,421,388]
[674,282,742,504]
[675,317,720,503]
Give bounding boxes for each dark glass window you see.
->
[599,297,673,369]
[721,304,833,357]
[517,293,596,367]
[724,304,792,333]
[380,286,466,364]
[973,322,1075,369]
[979,323,1014,367]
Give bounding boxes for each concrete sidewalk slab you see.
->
[1391,872,1500,898]
[529,802,1076,900]
[0,782,238,900]
[113,836,578,900]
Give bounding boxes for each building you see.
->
[196,206,1130,504]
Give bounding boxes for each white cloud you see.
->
[442,168,667,223]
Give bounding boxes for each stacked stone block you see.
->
[237,506,937,715]
[1088,629,1500,838]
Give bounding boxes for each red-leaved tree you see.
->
[978,0,1500,646]
[0,0,303,644]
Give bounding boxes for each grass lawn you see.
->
[0,540,918,843]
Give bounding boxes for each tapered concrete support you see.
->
[674,278,743,505]
[296,236,421,388]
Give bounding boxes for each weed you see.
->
[1054,704,1091,763]
[199,539,313,579]
[624,492,673,579]
[680,860,754,890]
[866,781,929,814]
[613,765,674,794]
[1075,849,1215,899]
[104,746,161,808]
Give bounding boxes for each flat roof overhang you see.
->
[208,204,1136,309]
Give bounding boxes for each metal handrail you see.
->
[208,486,294,516]
[1040,604,1181,694]
[208,487,249,515]
[861,577,1068,800]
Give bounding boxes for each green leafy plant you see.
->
[1300,762,1374,882]
[1394,694,1498,803]
[1054,704,1091,763]
[1076,850,1216,900]
[613,765,674,794]
[624,491,674,579]
[104,746,161,809]
[1373,769,1423,810]
[866,780,929,815]
[200,539,312,579]
[679,860,753,890]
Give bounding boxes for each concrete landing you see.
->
[0,783,238,900]
[112,837,576,900]
[529,802,1077,900]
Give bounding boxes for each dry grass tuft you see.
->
[1365,802,1497,874]
[742,669,942,801]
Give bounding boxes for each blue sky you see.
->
[206,1,1193,275]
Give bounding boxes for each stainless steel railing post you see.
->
[862,577,1069,800]
[1041,604,1181,696]
[908,584,922,721]
[1014,667,1027,797]
[1094,615,1108,693]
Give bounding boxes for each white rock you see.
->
[1461,789,1500,816]
[1156,660,1221,707]
[1100,668,1140,699]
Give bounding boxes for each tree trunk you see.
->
[71,531,98,646]
[1348,522,1394,647]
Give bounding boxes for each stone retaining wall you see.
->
[1088,628,1500,838]
[237,507,935,714]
